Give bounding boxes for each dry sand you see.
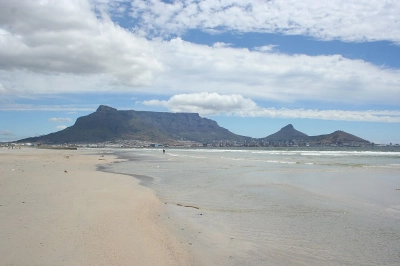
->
[0,148,195,266]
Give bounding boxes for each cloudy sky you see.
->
[1,0,400,143]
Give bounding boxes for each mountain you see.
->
[17,106,370,146]
[19,105,250,144]
[308,130,368,144]
[263,124,369,145]
[264,124,308,141]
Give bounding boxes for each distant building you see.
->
[150,143,162,147]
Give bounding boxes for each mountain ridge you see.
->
[17,105,370,146]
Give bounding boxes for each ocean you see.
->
[99,147,400,265]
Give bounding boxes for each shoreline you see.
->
[0,148,195,266]
[100,147,400,265]
[100,149,241,265]
[95,150,157,187]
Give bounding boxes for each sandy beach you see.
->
[0,148,194,266]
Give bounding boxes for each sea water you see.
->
[100,148,400,265]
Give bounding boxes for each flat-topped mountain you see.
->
[19,105,250,144]
[264,124,308,141]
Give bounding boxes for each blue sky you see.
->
[1,0,400,144]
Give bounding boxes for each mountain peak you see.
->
[96,105,117,112]
[265,124,308,141]
[282,124,294,129]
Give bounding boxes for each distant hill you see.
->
[308,130,368,144]
[263,124,369,145]
[19,105,250,144]
[264,124,308,141]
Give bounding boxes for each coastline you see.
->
[101,147,400,265]
[0,148,194,266]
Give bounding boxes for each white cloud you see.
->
[56,125,67,130]
[0,0,399,108]
[143,92,258,115]
[1,35,399,105]
[0,130,14,136]
[0,0,163,88]
[213,42,232,48]
[0,82,7,94]
[143,92,400,123]
[49,117,72,123]
[130,0,400,43]
[253,45,277,52]
[149,38,400,105]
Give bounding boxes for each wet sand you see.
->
[0,148,194,266]
[106,148,400,265]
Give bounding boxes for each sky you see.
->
[1,0,400,144]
